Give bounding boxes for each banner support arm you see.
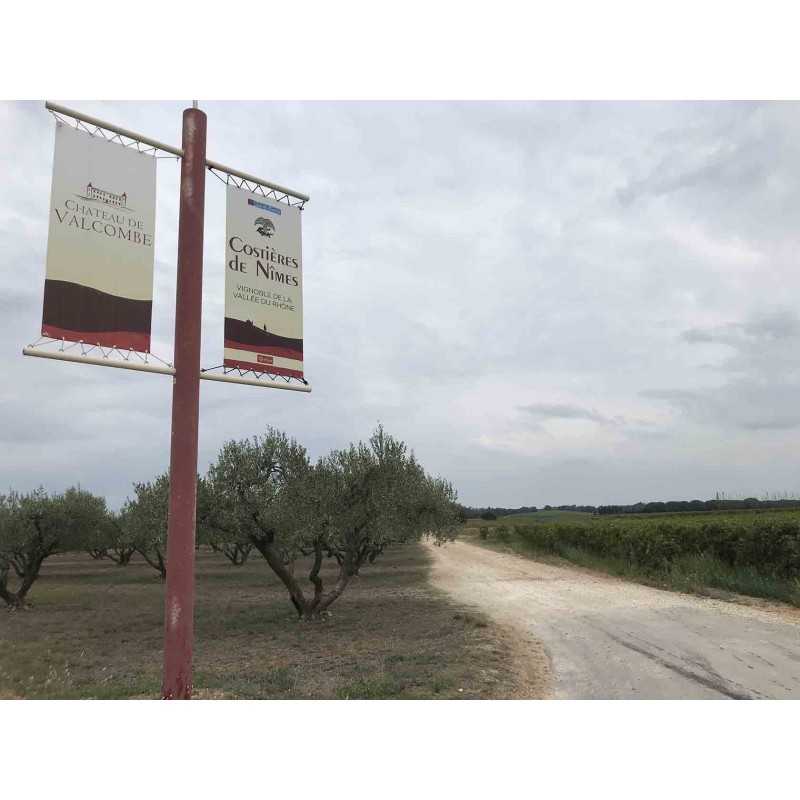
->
[45,101,309,203]
[22,347,175,376]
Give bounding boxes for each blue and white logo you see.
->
[248,198,282,216]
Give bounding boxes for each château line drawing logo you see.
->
[254,216,276,237]
[76,182,132,211]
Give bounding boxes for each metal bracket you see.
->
[199,365,311,392]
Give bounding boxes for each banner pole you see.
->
[162,106,207,699]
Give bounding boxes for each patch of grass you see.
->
[0,656,161,700]
[430,674,456,695]
[196,666,299,699]
[335,676,404,699]
[666,553,800,604]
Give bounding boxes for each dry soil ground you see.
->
[0,543,545,699]
[428,539,800,699]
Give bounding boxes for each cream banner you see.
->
[224,185,304,378]
[42,123,156,351]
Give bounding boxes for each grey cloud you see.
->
[617,104,779,204]
[743,310,800,341]
[680,328,715,344]
[618,138,766,207]
[519,403,620,426]
[682,309,800,347]
[644,308,800,435]
[643,381,800,432]
[678,309,800,384]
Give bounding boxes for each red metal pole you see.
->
[162,107,207,699]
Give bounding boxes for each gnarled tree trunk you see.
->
[251,534,356,620]
[107,546,135,566]
[221,542,252,565]
[136,545,167,580]
[0,555,45,609]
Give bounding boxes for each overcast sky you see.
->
[2,100,799,508]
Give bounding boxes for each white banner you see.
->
[42,123,157,352]
[224,185,304,378]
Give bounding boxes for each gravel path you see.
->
[427,540,800,699]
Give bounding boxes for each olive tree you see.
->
[83,506,134,564]
[206,426,460,619]
[307,427,460,608]
[205,430,310,613]
[104,508,137,565]
[86,526,109,561]
[125,473,211,578]
[125,475,169,579]
[0,487,107,608]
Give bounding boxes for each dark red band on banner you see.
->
[223,357,304,379]
[43,279,152,336]
[41,324,151,352]
[224,317,303,354]
[224,339,303,362]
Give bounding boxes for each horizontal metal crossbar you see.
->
[199,371,311,392]
[22,346,176,376]
[45,101,310,203]
[23,344,312,389]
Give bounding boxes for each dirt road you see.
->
[427,540,800,699]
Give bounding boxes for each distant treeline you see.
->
[595,498,800,515]
[465,498,800,519]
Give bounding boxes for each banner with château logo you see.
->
[224,184,304,378]
[42,123,156,351]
